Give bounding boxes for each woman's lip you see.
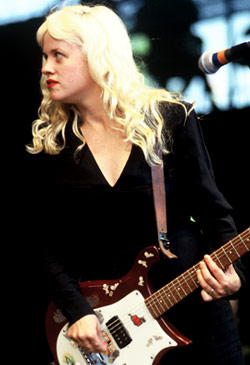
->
[47,79,58,88]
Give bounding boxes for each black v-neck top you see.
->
[50,138,158,279]
[38,104,245,327]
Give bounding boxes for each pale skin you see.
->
[42,32,242,353]
[197,255,241,302]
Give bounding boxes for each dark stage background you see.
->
[2,1,249,364]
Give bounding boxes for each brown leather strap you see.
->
[151,159,177,259]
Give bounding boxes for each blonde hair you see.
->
[27,3,189,166]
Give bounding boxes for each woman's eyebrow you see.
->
[42,48,64,57]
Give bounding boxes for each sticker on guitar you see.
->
[57,290,177,365]
[46,228,250,365]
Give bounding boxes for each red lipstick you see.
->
[47,79,58,88]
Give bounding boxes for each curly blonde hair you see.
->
[27,3,188,166]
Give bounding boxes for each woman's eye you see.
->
[55,52,63,59]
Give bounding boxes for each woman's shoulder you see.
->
[159,100,194,131]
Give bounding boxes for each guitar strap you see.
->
[151,153,177,259]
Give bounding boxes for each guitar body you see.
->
[46,245,191,365]
[46,227,250,364]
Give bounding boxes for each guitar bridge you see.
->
[106,315,132,349]
[79,347,107,364]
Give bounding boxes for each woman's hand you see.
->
[197,254,241,302]
[67,314,107,353]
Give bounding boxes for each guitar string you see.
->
[74,312,165,364]
[58,229,250,358]
[66,231,249,342]
[98,298,158,341]
[148,231,250,307]
[101,240,234,335]
[146,230,250,313]
[105,229,250,333]
[104,230,250,334]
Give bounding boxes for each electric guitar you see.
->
[46,227,250,365]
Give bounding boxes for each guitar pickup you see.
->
[106,315,132,349]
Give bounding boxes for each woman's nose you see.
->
[41,59,55,75]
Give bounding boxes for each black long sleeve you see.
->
[166,108,246,292]
[37,104,246,326]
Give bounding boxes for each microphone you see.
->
[198,41,250,74]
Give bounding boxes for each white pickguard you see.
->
[56,290,177,365]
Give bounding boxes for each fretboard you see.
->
[145,227,250,318]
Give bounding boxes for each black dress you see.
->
[39,105,246,364]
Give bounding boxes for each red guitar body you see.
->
[45,227,250,364]
[46,245,191,364]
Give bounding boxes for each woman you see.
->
[27,4,246,364]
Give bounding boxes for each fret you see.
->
[161,286,176,308]
[227,245,236,259]
[150,300,162,318]
[222,246,232,264]
[176,277,187,297]
[239,235,249,251]
[159,290,170,310]
[144,228,249,319]
[147,286,173,317]
[171,281,182,301]
[165,290,174,307]
[213,250,225,270]
[229,240,241,258]
[150,305,158,318]
[156,293,166,313]
[166,282,178,303]
[187,267,199,288]
[182,273,192,293]
[157,291,168,312]
[149,291,164,318]
[162,294,170,310]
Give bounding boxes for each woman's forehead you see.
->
[42,32,79,53]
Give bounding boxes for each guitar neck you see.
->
[145,227,250,318]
